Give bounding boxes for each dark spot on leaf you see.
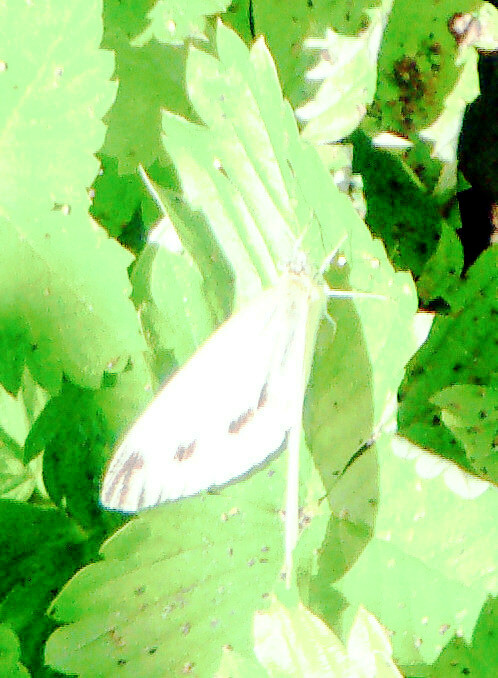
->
[108,628,125,648]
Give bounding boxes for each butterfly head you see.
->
[287,250,311,276]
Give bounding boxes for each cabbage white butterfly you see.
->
[101,256,325,513]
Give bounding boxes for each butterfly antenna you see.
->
[324,289,387,300]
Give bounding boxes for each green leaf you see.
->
[296,0,394,144]
[0,373,48,502]
[325,434,497,666]
[428,596,498,678]
[0,1,145,394]
[132,0,230,47]
[24,383,113,528]
[251,0,377,109]
[351,131,444,277]
[0,319,30,395]
[431,385,498,462]
[215,645,268,678]
[417,222,464,304]
[418,48,479,166]
[45,467,286,677]
[253,599,402,677]
[0,1,115,224]
[0,503,87,675]
[254,597,354,677]
[0,217,146,394]
[399,245,498,482]
[373,0,468,136]
[347,606,403,678]
[131,217,216,368]
[0,448,35,503]
[99,2,195,176]
[0,382,39,458]
[0,624,30,678]
[90,155,144,239]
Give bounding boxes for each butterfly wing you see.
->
[101,275,313,512]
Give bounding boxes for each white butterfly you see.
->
[101,255,326,513]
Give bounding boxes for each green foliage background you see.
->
[0,1,496,677]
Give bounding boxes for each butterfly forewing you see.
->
[101,272,317,512]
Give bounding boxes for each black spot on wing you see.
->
[118,451,144,506]
[102,450,144,508]
[136,486,147,511]
[228,408,254,434]
[227,333,293,437]
[174,441,196,462]
[257,382,268,409]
